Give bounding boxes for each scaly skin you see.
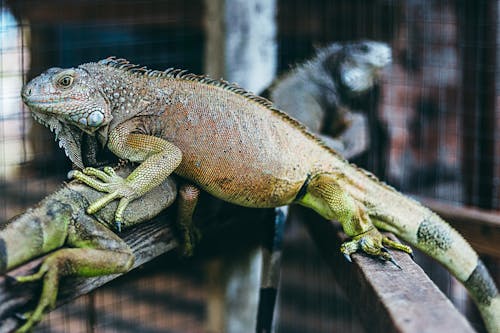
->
[1,166,177,332]
[22,58,499,332]
[265,40,391,159]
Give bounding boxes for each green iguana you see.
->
[264,40,390,168]
[21,57,500,332]
[0,166,177,332]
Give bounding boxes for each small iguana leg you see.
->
[14,248,133,333]
[297,172,400,263]
[70,125,182,226]
[12,214,134,333]
[177,184,201,256]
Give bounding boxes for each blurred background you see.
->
[0,0,499,332]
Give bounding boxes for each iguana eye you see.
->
[57,75,74,88]
[358,44,370,53]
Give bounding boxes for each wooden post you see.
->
[204,0,276,93]
[203,1,277,331]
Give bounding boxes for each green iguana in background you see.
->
[21,57,500,332]
[0,166,177,332]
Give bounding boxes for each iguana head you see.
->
[21,65,112,168]
[322,40,392,94]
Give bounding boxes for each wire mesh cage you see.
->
[0,0,499,332]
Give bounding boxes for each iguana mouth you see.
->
[31,111,62,136]
[23,97,73,107]
[31,111,85,169]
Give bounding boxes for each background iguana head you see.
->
[322,40,392,93]
[21,65,113,168]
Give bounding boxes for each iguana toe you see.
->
[115,220,122,233]
[71,168,137,226]
[13,263,59,333]
[340,228,409,267]
[382,236,413,256]
[5,274,20,286]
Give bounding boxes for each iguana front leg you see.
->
[72,123,182,228]
[297,172,412,264]
[12,214,134,333]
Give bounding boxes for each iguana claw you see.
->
[5,274,20,286]
[340,228,412,267]
[389,257,402,270]
[69,167,137,228]
[14,312,28,321]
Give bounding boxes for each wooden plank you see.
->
[0,189,478,332]
[418,196,500,258]
[7,0,203,27]
[203,1,278,331]
[299,209,476,333]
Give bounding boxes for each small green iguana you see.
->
[0,166,177,332]
[21,57,500,332]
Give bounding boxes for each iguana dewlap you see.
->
[22,58,499,333]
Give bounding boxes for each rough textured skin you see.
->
[22,58,499,332]
[0,167,177,332]
[265,40,390,159]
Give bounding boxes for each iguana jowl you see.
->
[22,57,500,332]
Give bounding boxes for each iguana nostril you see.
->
[22,87,32,97]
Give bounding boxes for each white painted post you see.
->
[203,0,277,332]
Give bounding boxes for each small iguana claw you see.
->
[67,169,76,179]
[5,274,20,286]
[115,220,122,233]
[340,228,412,267]
[14,312,28,321]
[379,247,403,269]
[389,257,402,270]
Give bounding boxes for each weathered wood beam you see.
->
[299,209,477,333]
[0,189,480,333]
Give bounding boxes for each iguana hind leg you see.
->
[12,214,134,333]
[177,183,201,256]
[297,172,410,263]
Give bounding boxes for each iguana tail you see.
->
[372,205,500,333]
